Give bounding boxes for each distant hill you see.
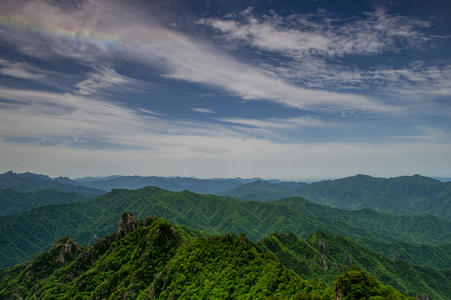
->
[74,175,253,194]
[0,171,106,197]
[222,174,451,220]
[14,171,450,220]
[1,187,449,269]
[0,214,415,300]
[220,179,306,201]
[294,174,451,219]
[0,189,89,216]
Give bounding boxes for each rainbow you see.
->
[0,14,120,45]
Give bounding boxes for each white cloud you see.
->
[191,107,216,113]
[73,67,144,95]
[219,116,334,130]
[0,0,399,113]
[201,7,432,59]
[1,136,450,180]
[0,58,50,81]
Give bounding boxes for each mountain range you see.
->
[1,171,450,298]
[0,213,420,299]
[3,171,450,220]
[0,171,105,198]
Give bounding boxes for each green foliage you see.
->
[293,174,451,220]
[275,197,451,269]
[221,175,451,220]
[259,231,451,299]
[1,186,450,270]
[334,266,414,300]
[0,215,339,300]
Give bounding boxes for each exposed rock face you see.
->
[317,253,329,270]
[117,212,140,236]
[52,237,83,265]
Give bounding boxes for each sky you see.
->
[0,0,450,180]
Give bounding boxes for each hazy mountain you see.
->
[0,213,414,300]
[0,171,106,197]
[74,175,252,194]
[220,179,307,201]
[0,189,89,216]
[222,174,451,220]
[293,174,451,219]
[1,187,449,269]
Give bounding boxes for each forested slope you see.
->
[0,214,415,300]
[0,188,89,216]
[1,187,449,269]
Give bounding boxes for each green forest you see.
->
[0,213,417,299]
[0,174,450,299]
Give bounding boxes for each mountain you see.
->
[0,171,106,197]
[259,231,451,299]
[0,189,89,216]
[274,199,451,270]
[273,197,451,252]
[0,213,413,300]
[74,175,251,194]
[220,179,306,201]
[294,174,451,220]
[1,186,449,269]
[222,175,451,220]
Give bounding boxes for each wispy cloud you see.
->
[73,67,145,95]
[0,58,47,80]
[191,107,216,113]
[219,116,334,130]
[0,0,399,113]
[201,7,432,59]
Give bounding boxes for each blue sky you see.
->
[0,0,450,180]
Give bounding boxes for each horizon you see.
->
[2,169,451,183]
[1,0,450,180]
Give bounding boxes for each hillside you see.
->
[0,171,105,198]
[259,231,451,299]
[0,189,89,216]
[274,197,451,255]
[1,187,449,269]
[294,174,451,220]
[221,175,451,220]
[0,213,414,299]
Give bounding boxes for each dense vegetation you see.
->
[259,231,451,299]
[222,175,451,220]
[0,214,415,299]
[4,171,450,219]
[293,174,451,220]
[1,187,450,269]
[0,188,89,216]
[0,171,105,197]
[273,197,451,266]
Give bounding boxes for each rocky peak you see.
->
[117,212,140,236]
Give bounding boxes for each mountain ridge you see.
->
[1,186,449,270]
[0,214,417,299]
